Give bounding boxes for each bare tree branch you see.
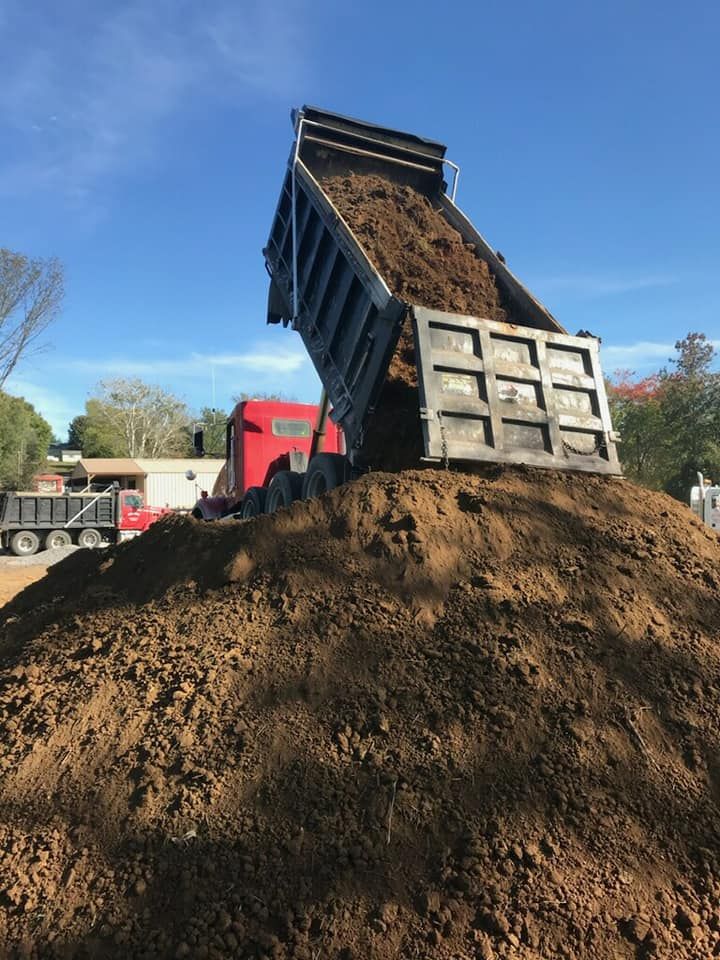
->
[0,249,64,387]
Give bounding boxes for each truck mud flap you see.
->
[412,307,622,476]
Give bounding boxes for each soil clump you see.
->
[1,467,720,959]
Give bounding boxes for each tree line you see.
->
[606,332,720,500]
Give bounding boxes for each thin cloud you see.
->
[538,273,679,298]
[0,0,311,199]
[602,339,720,371]
[67,348,309,379]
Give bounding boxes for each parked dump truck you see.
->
[0,486,171,556]
[259,106,621,499]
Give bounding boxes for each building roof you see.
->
[72,458,143,477]
[71,457,225,479]
[134,458,225,474]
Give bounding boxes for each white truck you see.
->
[690,473,720,532]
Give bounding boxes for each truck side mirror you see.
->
[193,428,205,457]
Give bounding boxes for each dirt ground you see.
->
[1,467,720,959]
[0,565,47,606]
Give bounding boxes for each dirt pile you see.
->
[322,173,515,470]
[2,468,720,960]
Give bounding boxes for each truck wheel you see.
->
[265,471,303,514]
[10,531,40,557]
[302,453,349,500]
[241,487,267,518]
[45,530,72,550]
[78,529,102,549]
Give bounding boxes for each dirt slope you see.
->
[1,468,720,959]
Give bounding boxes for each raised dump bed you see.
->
[264,106,621,476]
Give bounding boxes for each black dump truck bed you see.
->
[0,490,116,532]
[264,106,621,476]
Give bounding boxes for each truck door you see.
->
[226,420,236,495]
[119,491,145,530]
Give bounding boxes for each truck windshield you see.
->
[272,418,311,438]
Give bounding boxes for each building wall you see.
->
[144,470,223,509]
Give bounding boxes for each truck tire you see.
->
[241,487,267,519]
[78,528,102,549]
[265,471,303,514]
[45,530,72,550]
[302,453,349,500]
[10,531,40,557]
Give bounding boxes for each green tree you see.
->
[68,402,127,458]
[0,249,64,387]
[74,380,191,458]
[193,407,227,458]
[607,371,668,489]
[0,391,53,489]
[659,333,720,499]
[233,391,297,403]
[608,332,720,502]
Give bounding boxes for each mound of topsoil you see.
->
[2,468,720,959]
[321,173,515,470]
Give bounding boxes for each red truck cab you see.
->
[201,399,344,519]
[117,490,172,539]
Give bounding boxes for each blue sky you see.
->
[2,0,718,438]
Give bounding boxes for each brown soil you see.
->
[322,173,514,471]
[2,468,720,959]
[0,566,47,607]
[322,174,512,322]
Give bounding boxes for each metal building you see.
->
[71,458,225,510]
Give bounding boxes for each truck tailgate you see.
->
[413,307,620,475]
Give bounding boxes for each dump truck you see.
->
[207,106,621,518]
[0,486,171,556]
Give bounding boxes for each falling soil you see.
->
[321,174,512,323]
[322,173,515,471]
[2,468,720,960]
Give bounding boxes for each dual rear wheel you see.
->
[240,453,350,518]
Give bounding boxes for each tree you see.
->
[0,249,64,388]
[77,379,191,458]
[194,407,227,458]
[607,332,720,502]
[659,333,720,499]
[68,404,126,458]
[607,371,667,489]
[0,391,53,489]
[232,390,297,404]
